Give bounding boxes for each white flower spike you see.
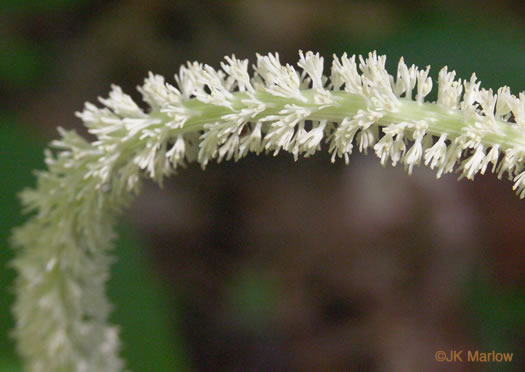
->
[12,51,525,371]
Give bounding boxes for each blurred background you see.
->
[1,0,525,371]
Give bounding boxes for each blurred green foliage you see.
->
[109,224,190,372]
[0,116,44,372]
[465,272,525,372]
[0,39,48,87]
[319,12,525,95]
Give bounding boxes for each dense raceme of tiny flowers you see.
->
[11,51,525,371]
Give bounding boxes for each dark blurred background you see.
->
[1,1,525,371]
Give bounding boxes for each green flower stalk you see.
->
[11,51,525,371]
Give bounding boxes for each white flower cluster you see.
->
[78,50,525,194]
[12,50,525,372]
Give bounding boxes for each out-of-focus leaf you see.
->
[465,273,524,372]
[109,225,191,372]
[0,357,22,372]
[319,13,525,96]
[225,269,279,329]
[0,115,45,364]
[0,40,48,87]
